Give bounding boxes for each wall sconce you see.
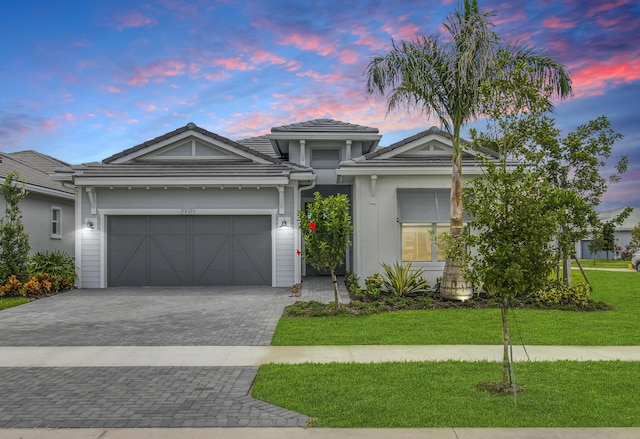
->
[278,217,291,229]
[85,217,97,230]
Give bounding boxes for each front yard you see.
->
[253,270,640,427]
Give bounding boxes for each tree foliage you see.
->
[630,223,640,251]
[0,171,31,284]
[588,208,633,261]
[298,192,353,308]
[365,0,571,300]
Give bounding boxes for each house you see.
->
[577,207,640,259]
[0,150,76,257]
[55,120,490,289]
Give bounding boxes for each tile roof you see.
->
[235,135,278,158]
[103,123,280,164]
[1,151,75,195]
[271,118,379,133]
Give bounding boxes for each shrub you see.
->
[28,250,76,284]
[0,275,23,297]
[364,273,383,300]
[344,270,363,300]
[528,282,592,307]
[380,261,430,297]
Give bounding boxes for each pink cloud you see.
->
[127,59,186,86]
[214,56,253,71]
[106,85,123,93]
[585,0,630,17]
[542,16,577,29]
[114,12,157,31]
[570,55,640,97]
[250,49,286,65]
[40,118,57,131]
[381,21,421,41]
[295,70,348,84]
[279,33,335,56]
[338,49,359,64]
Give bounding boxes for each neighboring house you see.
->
[0,150,76,257]
[577,207,640,259]
[55,120,491,289]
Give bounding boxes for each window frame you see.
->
[51,205,62,239]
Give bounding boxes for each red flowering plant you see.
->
[297,192,352,308]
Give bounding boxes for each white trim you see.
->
[72,177,290,187]
[110,130,273,164]
[75,191,83,288]
[336,166,485,176]
[50,205,62,239]
[98,208,278,216]
[24,183,75,200]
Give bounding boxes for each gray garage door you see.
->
[107,215,271,286]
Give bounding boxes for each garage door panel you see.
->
[108,215,272,286]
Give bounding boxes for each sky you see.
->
[1,0,638,210]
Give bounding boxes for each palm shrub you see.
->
[380,261,430,297]
[28,250,76,291]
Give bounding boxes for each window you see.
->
[397,189,458,262]
[401,223,449,262]
[51,206,62,239]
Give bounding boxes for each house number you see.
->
[180,208,196,214]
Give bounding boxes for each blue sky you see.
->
[1,0,638,209]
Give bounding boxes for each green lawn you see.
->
[0,297,33,311]
[253,361,640,427]
[257,270,640,427]
[272,271,640,346]
[574,259,632,269]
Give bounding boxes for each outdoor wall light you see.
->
[84,217,97,230]
[279,217,291,229]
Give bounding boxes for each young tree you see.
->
[365,0,571,300]
[0,171,31,284]
[588,208,632,261]
[529,116,627,282]
[630,223,640,251]
[298,192,353,308]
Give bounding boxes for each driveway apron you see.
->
[0,286,309,428]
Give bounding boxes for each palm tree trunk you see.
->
[440,129,473,301]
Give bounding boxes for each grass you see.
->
[574,259,632,269]
[253,361,640,427]
[272,270,640,346]
[0,297,33,311]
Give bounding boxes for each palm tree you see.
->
[366,0,572,300]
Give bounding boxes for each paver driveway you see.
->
[0,286,309,428]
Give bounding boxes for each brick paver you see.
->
[0,282,334,428]
[0,367,308,428]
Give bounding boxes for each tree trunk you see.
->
[331,269,340,309]
[440,130,473,301]
[501,302,511,387]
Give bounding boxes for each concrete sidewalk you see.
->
[1,427,639,439]
[1,345,640,367]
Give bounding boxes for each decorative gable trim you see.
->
[104,123,276,165]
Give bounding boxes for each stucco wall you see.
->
[352,174,457,286]
[0,192,74,257]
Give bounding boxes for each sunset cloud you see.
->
[113,12,158,30]
[127,59,186,86]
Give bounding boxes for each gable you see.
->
[369,131,458,160]
[142,137,249,161]
[104,123,275,165]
